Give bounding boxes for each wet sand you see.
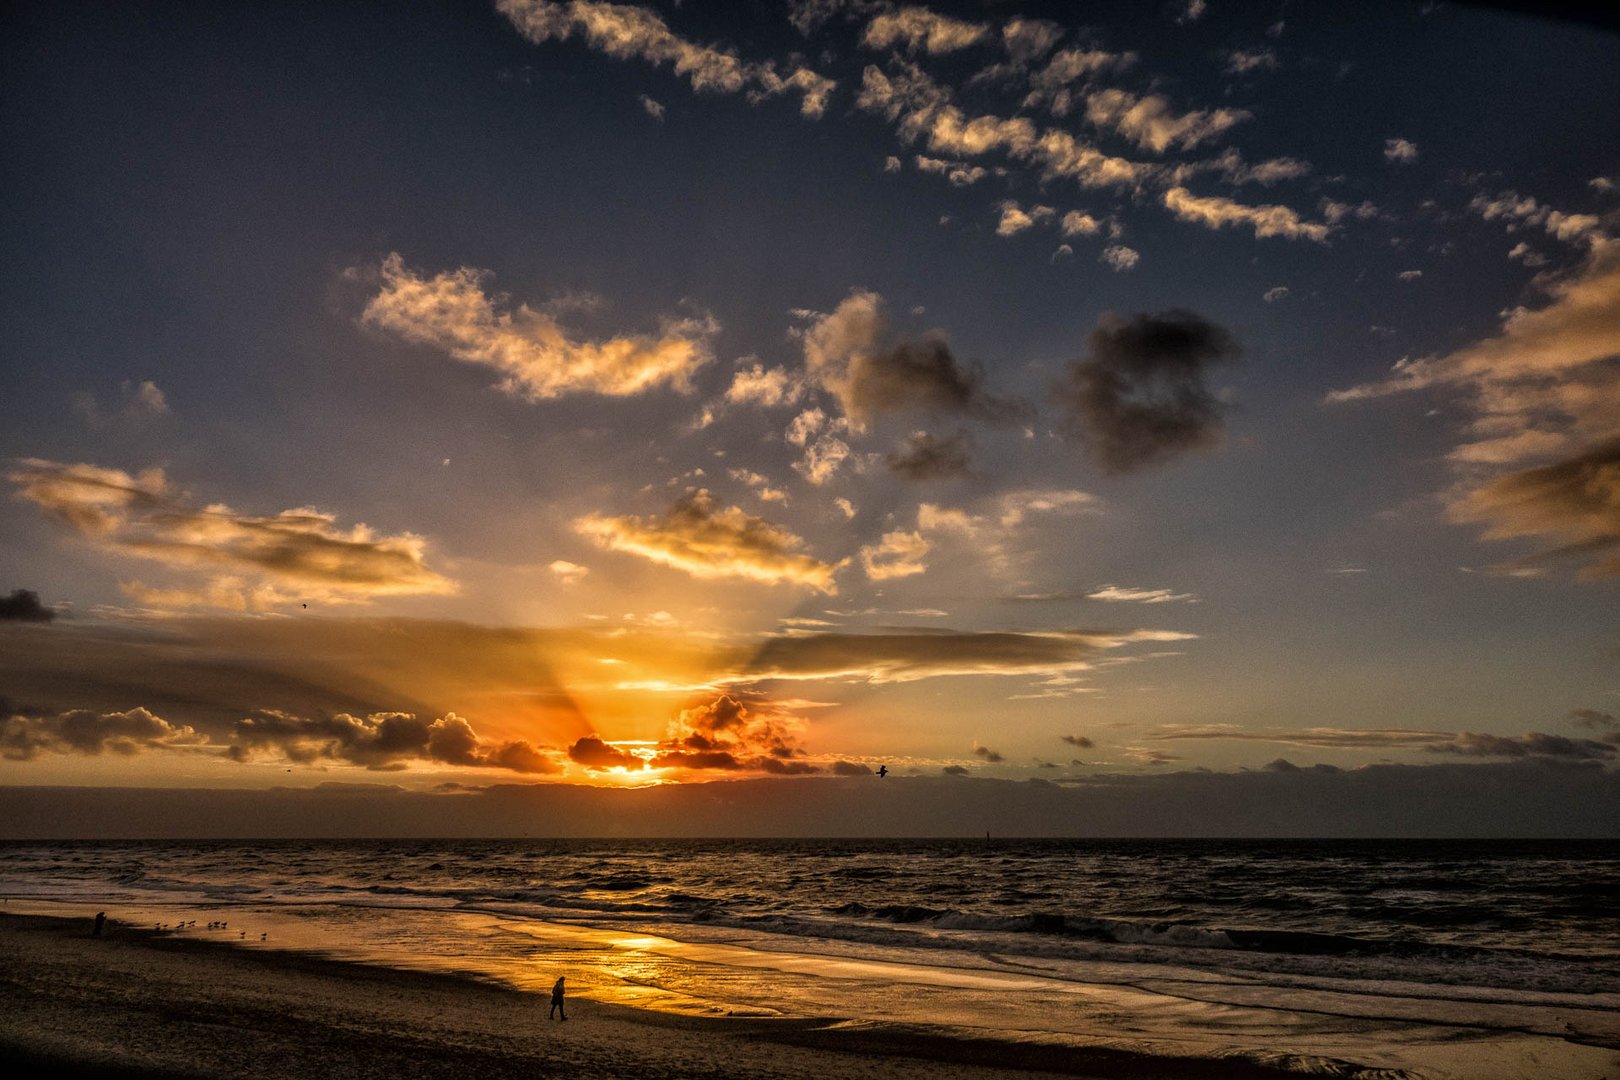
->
[0,913,1335,1080]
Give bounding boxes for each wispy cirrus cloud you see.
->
[1329,243,1620,577]
[361,253,715,400]
[577,489,845,592]
[497,0,835,117]
[7,459,455,608]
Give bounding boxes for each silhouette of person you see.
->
[549,976,567,1021]
[93,912,106,937]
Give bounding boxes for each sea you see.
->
[3,838,1618,1077]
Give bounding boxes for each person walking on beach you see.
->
[549,976,567,1021]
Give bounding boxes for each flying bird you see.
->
[877,765,888,778]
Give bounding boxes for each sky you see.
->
[2,0,1619,835]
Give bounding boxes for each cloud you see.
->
[361,253,715,400]
[914,154,988,186]
[862,7,987,55]
[497,0,835,117]
[1060,734,1094,748]
[1327,242,1620,528]
[1054,309,1241,473]
[548,560,590,585]
[0,589,55,623]
[1383,137,1418,163]
[1087,585,1196,604]
[728,467,789,504]
[638,94,664,120]
[576,489,844,592]
[1001,18,1063,64]
[654,693,818,774]
[567,734,646,771]
[800,290,1023,429]
[732,627,1192,684]
[1099,245,1139,271]
[128,380,168,415]
[995,200,1054,237]
[1083,89,1247,154]
[855,63,1149,191]
[1224,48,1278,75]
[1175,0,1207,24]
[725,362,804,407]
[1397,270,1423,282]
[859,530,931,580]
[942,763,970,775]
[886,430,972,480]
[1447,435,1620,578]
[2,706,206,760]
[1155,723,1616,761]
[1263,286,1289,303]
[1020,47,1137,116]
[972,741,1004,763]
[1470,190,1602,248]
[1427,731,1616,761]
[1162,187,1331,242]
[832,759,872,776]
[7,459,455,607]
[1061,210,1100,236]
[1570,708,1618,730]
[228,710,560,773]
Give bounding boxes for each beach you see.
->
[2,838,1617,1079]
[2,912,1320,1080]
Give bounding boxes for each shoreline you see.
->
[0,912,1371,1079]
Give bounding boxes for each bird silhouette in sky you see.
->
[877,765,888,778]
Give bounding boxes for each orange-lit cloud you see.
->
[7,459,455,608]
[1083,89,1247,153]
[861,7,988,55]
[498,0,834,117]
[361,252,715,400]
[732,628,1192,684]
[576,489,845,592]
[1161,187,1330,242]
[859,529,930,580]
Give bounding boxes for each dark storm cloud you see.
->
[227,710,560,773]
[1054,309,1240,473]
[831,760,872,775]
[1060,734,1094,748]
[1,707,205,760]
[1427,731,1616,761]
[0,589,55,622]
[973,742,1004,763]
[886,431,973,480]
[1449,436,1620,579]
[568,735,646,771]
[802,291,1028,429]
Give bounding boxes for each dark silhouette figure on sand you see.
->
[93,912,106,937]
[549,976,567,1020]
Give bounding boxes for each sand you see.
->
[0,913,1334,1080]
